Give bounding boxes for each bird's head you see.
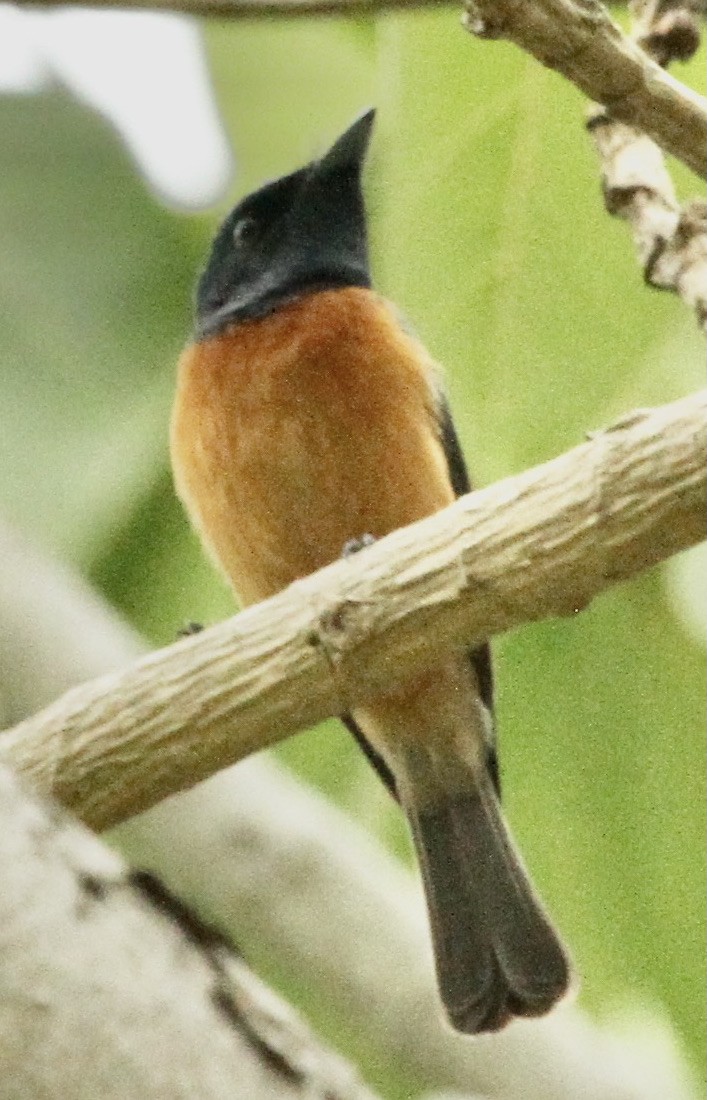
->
[195,109,375,339]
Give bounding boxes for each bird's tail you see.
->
[401,760,573,1034]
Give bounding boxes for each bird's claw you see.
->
[342,533,376,558]
[177,620,204,639]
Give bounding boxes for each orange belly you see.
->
[171,287,454,606]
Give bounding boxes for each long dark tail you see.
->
[403,770,572,1034]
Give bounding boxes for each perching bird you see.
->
[170,110,572,1034]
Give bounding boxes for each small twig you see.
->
[584,0,707,329]
[16,0,706,180]
[18,0,451,14]
[587,116,707,327]
[1,391,704,833]
[630,0,703,65]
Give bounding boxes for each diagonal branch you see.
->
[0,763,380,1100]
[586,0,707,329]
[462,0,707,179]
[2,520,693,1100]
[1,389,705,832]
[587,114,707,328]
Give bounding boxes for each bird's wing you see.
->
[343,386,499,799]
[436,389,499,794]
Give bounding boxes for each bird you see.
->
[170,109,572,1034]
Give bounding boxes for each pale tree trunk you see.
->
[0,525,696,1100]
[0,761,380,1100]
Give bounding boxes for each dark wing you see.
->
[436,392,499,795]
[342,714,398,798]
[343,389,499,800]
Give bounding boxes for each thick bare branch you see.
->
[1,390,704,832]
[0,764,379,1100]
[0,522,696,1100]
[462,0,707,179]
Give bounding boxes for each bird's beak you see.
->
[314,109,376,178]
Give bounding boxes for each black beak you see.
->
[314,108,376,178]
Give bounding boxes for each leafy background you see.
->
[1,11,704,1094]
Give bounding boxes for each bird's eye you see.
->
[232,217,258,246]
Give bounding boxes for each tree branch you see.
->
[0,763,379,1100]
[18,0,450,13]
[1,390,704,832]
[16,0,706,179]
[586,0,707,329]
[462,0,706,179]
[0,522,695,1100]
[588,115,707,327]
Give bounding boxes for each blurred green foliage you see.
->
[0,12,704,1094]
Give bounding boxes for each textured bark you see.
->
[586,0,707,329]
[462,0,706,179]
[1,391,704,832]
[0,523,697,1100]
[0,764,379,1100]
[588,116,707,328]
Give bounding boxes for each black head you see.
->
[195,110,375,339]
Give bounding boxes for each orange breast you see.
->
[170,287,454,606]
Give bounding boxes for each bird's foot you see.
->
[342,533,376,558]
[177,620,204,639]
